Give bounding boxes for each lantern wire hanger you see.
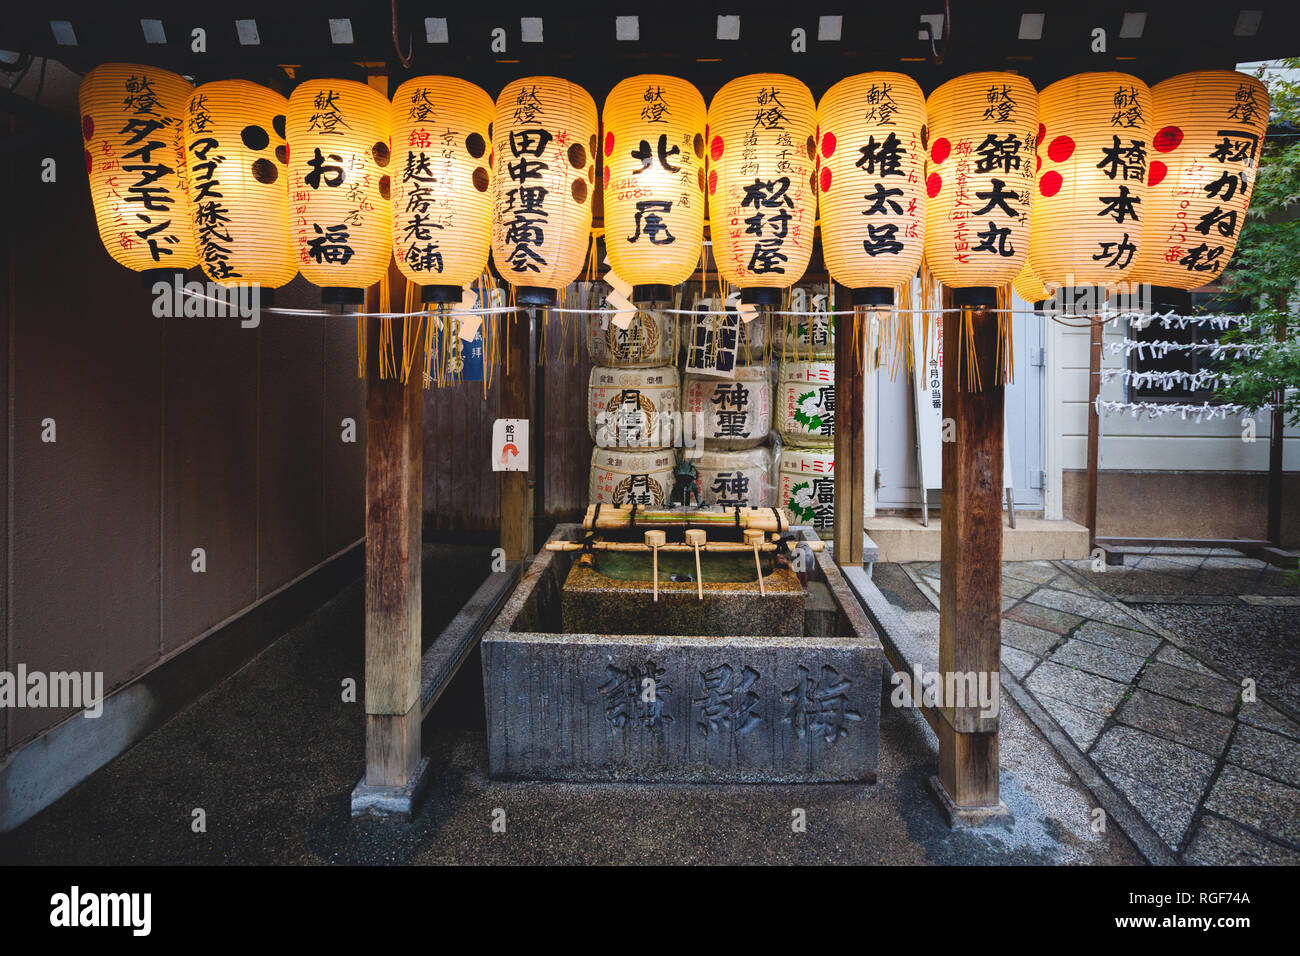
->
[390,0,413,70]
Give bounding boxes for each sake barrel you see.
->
[587,310,674,367]
[589,447,675,506]
[777,446,835,529]
[776,361,836,447]
[691,447,774,509]
[775,306,835,358]
[682,365,772,451]
[588,366,680,450]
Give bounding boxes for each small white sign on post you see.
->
[492,418,529,472]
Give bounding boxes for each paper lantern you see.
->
[79,63,198,276]
[1028,73,1152,289]
[1012,260,1047,305]
[182,81,295,291]
[707,74,817,303]
[924,72,1038,297]
[286,79,392,301]
[490,76,598,306]
[602,75,707,301]
[390,76,495,302]
[1129,71,1269,293]
[817,73,927,300]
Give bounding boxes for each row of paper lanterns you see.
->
[80,64,1268,305]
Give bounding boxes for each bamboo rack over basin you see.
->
[544,539,825,554]
[581,504,796,533]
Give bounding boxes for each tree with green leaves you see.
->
[1213,58,1300,427]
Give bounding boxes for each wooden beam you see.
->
[499,309,533,561]
[362,267,425,789]
[834,292,865,566]
[935,291,1005,815]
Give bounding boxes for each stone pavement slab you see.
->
[1005,602,1085,635]
[1115,689,1235,758]
[1072,621,1161,656]
[1049,639,1147,684]
[1002,619,1062,656]
[1184,814,1300,866]
[1227,725,1300,787]
[1203,765,1300,846]
[1138,661,1240,715]
[1026,662,1129,717]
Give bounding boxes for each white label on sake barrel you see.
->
[693,447,774,509]
[777,362,836,446]
[589,366,680,450]
[589,447,674,506]
[682,366,772,451]
[588,309,671,366]
[779,447,835,529]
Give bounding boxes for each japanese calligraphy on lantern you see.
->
[183,80,296,289]
[602,75,706,289]
[79,64,199,273]
[490,77,598,300]
[707,74,817,295]
[817,73,927,291]
[1129,71,1269,289]
[1030,73,1151,287]
[390,77,494,293]
[286,79,392,291]
[924,72,1039,288]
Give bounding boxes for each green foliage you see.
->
[1213,59,1300,422]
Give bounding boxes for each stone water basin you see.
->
[562,546,805,637]
[481,523,884,783]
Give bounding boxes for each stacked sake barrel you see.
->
[586,311,679,506]
[776,350,836,530]
[680,304,775,509]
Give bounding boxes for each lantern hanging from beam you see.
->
[1012,260,1047,306]
[286,79,393,302]
[1029,73,1152,290]
[707,74,817,303]
[924,72,1038,301]
[817,72,927,302]
[490,76,598,306]
[602,75,707,302]
[183,80,296,291]
[79,63,198,279]
[1128,71,1269,298]
[390,76,495,302]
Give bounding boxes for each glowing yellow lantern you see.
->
[390,76,495,303]
[817,73,927,306]
[1012,260,1048,305]
[602,75,706,303]
[286,79,392,302]
[182,81,296,292]
[79,63,198,278]
[1129,71,1269,301]
[1029,73,1152,290]
[924,72,1038,303]
[490,76,598,306]
[707,74,817,303]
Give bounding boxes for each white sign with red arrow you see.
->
[492,418,529,472]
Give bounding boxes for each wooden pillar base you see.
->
[929,774,1010,829]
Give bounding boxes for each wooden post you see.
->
[1084,317,1102,548]
[834,289,865,566]
[499,309,533,561]
[932,290,1008,825]
[357,267,428,806]
[1267,310,1286,546]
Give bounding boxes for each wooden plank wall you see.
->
[422,288,595,533]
